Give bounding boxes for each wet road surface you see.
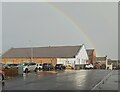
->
[2,70,111,90]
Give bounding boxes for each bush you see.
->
[100,64,106,69]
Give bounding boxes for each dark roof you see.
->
[86,49,94,56]
[2,45,82,58]
[96,57,107,61]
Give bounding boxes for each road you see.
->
[2,70,112,90]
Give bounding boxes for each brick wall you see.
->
[92,50,96,65]
[88,50,96,65]
[2,58,57,66]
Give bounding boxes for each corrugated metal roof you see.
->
[2,45,82,58]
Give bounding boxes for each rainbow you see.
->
[46,3,100,55]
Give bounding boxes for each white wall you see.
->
[75,45,89,65]
[57,58,75,67]
[57,45,89,67]
[106,64,112,70]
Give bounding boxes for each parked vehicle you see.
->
[3,64,19,69]
[85,64,94,69]
[42,63,54,71]
[113,66,120,70]
[36,64,43,70]
[22,62,38,73]
[55,64,66,70]
[66,65,74,70]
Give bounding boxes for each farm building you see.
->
[96,56,112,69]
[86,49,96,65]
[2,44,89,69]
[96,56,107,69]
[107,59,120,69]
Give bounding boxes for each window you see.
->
[31,63,36,65]
[29,63,36,65]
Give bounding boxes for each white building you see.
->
[96,56,112,70]
[2,44,89,69]
[57,44,89,68]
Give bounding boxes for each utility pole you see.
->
[105,55,108,70]
[31,47,33,62]
[29,40,33,62]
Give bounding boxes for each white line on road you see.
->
[91,70,113,90]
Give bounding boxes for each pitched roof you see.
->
[86,49,94,56]
[2,45,82,58]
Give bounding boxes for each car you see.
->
[112,67,116,70]
[22,62,38,73]
[66,65,74,70]
[55,64,66,70]
[36,64,43,70]
[42,63,54,71]
[113,66,120,70]
[85,64,94,69]
[3,64,19,69]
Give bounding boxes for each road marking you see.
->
[91,70,113,90]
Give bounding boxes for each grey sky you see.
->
[118,2,120,60]
[0,3,2,53]
[2,2,118,59]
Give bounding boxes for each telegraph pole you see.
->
[29,40,33,62]
[31,47,33,62]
